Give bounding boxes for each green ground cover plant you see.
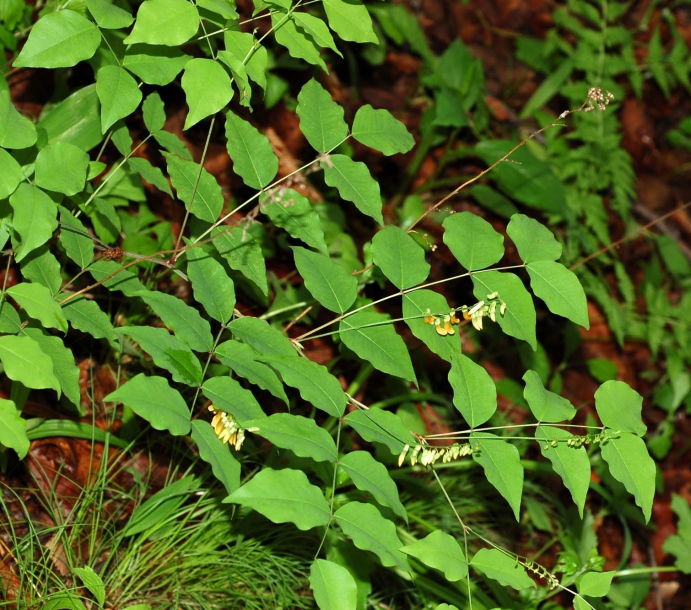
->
[0,0,689,608]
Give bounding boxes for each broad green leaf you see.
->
[14,10,100,68]
[526,261,589,329]
[128,157,173,196]
[142,92,166,133]
[0,89,37,149]
[600,432,655,522]
[449,355,496,428]
[164,153,223,223]
[117,326,203,386]
[443,212,504,271]
[104,374,191,435]
[339,311,416,384]
[9,183,58,263]
[201,376,266,425]
[217,51,251,107]
[670,493,691,539]
[7,283,67,332]
[136,291,213,352]
[212,226,268,296]
[323,0,377,44]
[506,214,562,263]
[96,65,143,133]
[334,502,408,571]
[227,316,296,358]
[186,245,235,324]
[535,426,590,518]
[0,398,29,458]
[371,226,429,290]
[225,467,330,530]
[35,142,89,196]
[471,270,536,349]
[523,370,575,422]
[123,45,191,86]
[401,530,468,581]
[111,123,133,155]
[20,247,61,295]
[0,148,22,199]
[224,110,278,189]
[403,290,462,363]
[89,260,147,296]
[245,413,338,463]
[59,207,94,268]
[663,534,691,574]
[182,58,233,129]
[223,30,267,93]
[0,301,22,335]
[578,571,614,597]
[87,0,134,29]
[214,340,288,403]
[0,335,60,393]
[470,548,535,590]
[594,380,646,436]
[73,566,105,608]
[272,12,327,71]
[262,189,328,252]
[351,105,415,155]
[61,294,117,344]
[294,13,342,57]
[191,420,241,495]
[344,408,416,455]
[471,432,523,521]
[322,154,383,225]
[293,246,357,314]
[297,78,348,153]
[310,559,357,610]
[340,451,406,521]
[124,0,199,46]
[265,355,346,418]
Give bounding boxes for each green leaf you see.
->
[293,13,342,57]
[344,408,417,455]
[526,261,589,329]
[340,451,406,521]
[0,148,22,199]
[214,340,288,403]
[73,566,106,608]
[87,0,134,29]
[334,502,408,570]
[471,432,523,521]
[182,58,233,130]
[225,467,330,530]
[13,10,100,68]
[594,380,646,436]
[264,355,347,418]
[339,311,416,384]
[136,290,213,352]
[201,376,266,425]
[164,153,223,223]
[322,154,383,225]
[116,326,203,386]
[142,92,166,133]
[297,78,348,153]
[449,355,496,428]
[272,12,327,71]
[9,183,58,263]
[7,282,67,332]
[0,398,29,458]
[535,426,590,518]
[20,246,62,295]
[212,226,268,296]
[191,420,241,495]
[186,245,235,324]
[227,316,296,358]
[371,226,429,290]
[600,432,655,522]
[223,30,267,93]
[310,559,358,610]
[670,493,691,540]
[35,142,90,196]
[262,189,328,253]
[96,65,143,133]
[663,494,691,573]
[128,157,173,196]
[104,374,191,435]
[506,214,562,263]
[401,530,468,581]
[61,294,117,345]
[59,207,94,268]
[443,212,504,271]
[0,89,37,149]
[246,413,338,463]
[470,548,535,590]
[523,370,575,422]
[322,0,377,44]
[0,335,60,393]
[578,571,614,597]
[293,246,357,314]
[123,45,191,86]
[0,301,22,335]
[471,271,536,349]
[89,260,147,296]
[224,110,278,190]
[124,0,199,46]
[351,105,414,155]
